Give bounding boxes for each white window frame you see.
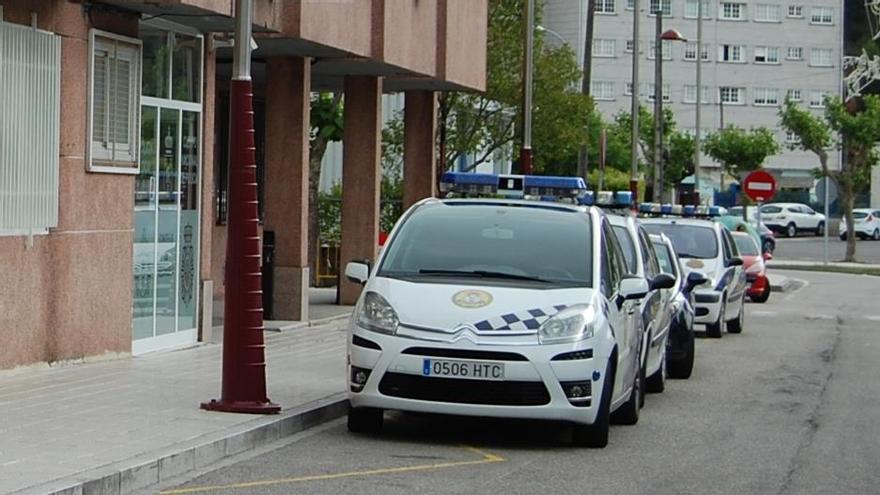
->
[787,89,802,101]
[720,2,746,20]
[810,7,833,24]
[596,0,616,14]
[648,0,673,16]
[683,85,710,103]
[648,40,674,60]
[593,38,617,58]
[719,44,746,63]
[810,48,833,67]
[626,0,635,10]
[785,130,801,143]
[646,83,672,102]
[754,46,780,64]
[719,86,745,105]
[87,29,143,174]
[624,81,633,95]
[684,0,712,18]
[755,4,781,22]
[786,47,803,60]
[787,5,803,17]
[753,87,780,106]
[809,90,827,108]
[592,81,616,100]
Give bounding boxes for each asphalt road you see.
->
[162,271,880,495]
[774,236,880,264]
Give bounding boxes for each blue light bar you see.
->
[708,206,722,216]
[615,191,633,206]
[660,204,673,215]
[439,172,588,200]
[683,205,695,217]
[578,191,595,205]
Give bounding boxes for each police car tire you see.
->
[347,405,383,434]
[667,333,694,379]
[646,354,666,393]
[611,362,642,426]
[727,297,745,334]
[706,299,725,339]
[572,358,613,448]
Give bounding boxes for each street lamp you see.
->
[651,21,687,202]
[536,25,568,46]
[520,0,536,174]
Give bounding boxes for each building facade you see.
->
[544,0,844,191]
[0,0,487,370]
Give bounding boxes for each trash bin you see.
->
[262,230,275,320]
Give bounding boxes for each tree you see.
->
[308,93,344,284]
[437,0,593,174]
[781,95,880,261]
[702,126,779,179]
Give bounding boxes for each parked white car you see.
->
[641,218,747,338]
[839,208,880,241]
[760,203,826,238]
[345,196,649,448]
[607,214,676,396]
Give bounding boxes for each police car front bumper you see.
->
[692,290,723,325]
[347,327,612,426]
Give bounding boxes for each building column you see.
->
[403,90,438,210]
[264,57,311,320]
[340,76,383,305]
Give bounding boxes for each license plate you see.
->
[422,358,505,381]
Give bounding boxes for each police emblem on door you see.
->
[180,225,194,305]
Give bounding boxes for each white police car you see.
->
[641,209,747,338]
[344,174,650,447]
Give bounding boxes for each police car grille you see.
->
[378,373,550,406]
[401,347,528,361]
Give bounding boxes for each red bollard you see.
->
[201,78,280,415]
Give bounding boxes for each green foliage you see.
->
[665,131,696,187]
[438,0,594,172]
[778,99,832,156]
[588,167,632,190]
[701,126,780,177]
[316,175,405,244]
[310,93,344,143]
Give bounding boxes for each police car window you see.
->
[611,225,637,274]
[601,221,623,296]
[721,229,735,258]
[642,223,718,259]
[600,228,614,298]
[653,241,676,276]
[637,228,660,278]
[378,204,593,287]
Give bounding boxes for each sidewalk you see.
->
[1,297,353,495]
[768,259,880,270]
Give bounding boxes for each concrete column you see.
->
[403,90,438,210]
[340,76,383,305]
[264,57,311,320]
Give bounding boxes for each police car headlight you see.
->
[539,305,595,344]
[357,292,399,335]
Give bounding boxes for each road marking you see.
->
[866,316,880,321]
[750,310,778,317]
[160,445,505,494]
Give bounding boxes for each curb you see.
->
[18,394,348,495]
[262,312,352,333]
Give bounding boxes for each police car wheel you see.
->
[611,361,642,426]
[347,405,383,434]
[646,354,666,393]
[667,332,694,379]
[572,358,614,448]
[705,300,725,338]
[727,297,745,334]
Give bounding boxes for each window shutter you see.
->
[92,46,109,149]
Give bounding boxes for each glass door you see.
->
[132,25,202,355]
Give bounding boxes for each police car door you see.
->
[601,220,637,401]
[721,228,747,302]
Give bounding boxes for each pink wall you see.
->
[381,0,437,76]
[0,1,138,369]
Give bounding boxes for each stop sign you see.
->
[743,170,777,202]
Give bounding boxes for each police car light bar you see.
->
[578,190,634,207]
[638,202,722,218]
[439,172,587,200]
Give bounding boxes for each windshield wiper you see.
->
[418,269,552,283]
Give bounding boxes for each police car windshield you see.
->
[642,224,718,259]
[378,203,592,288]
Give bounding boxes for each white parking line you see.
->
[750,310,778,317]
[866,316,880,322]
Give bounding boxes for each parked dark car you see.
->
[649,233,707,379]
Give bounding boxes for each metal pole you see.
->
[652,12,663,202]
[578,0,597,181]
[823,175,830,264]
[202,0,280,415]
[520,0,535,174]
[693,0,703,205]
[630,0,641,205]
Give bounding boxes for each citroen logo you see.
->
[452,290,493,308]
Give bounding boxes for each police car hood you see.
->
[370,277,594,332]
[678,257,721,281]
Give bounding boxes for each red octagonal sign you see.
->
[743,170,777,202]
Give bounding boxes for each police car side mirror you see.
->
[727,257,744,267]
[619,276,649,301]
[684,271,708,292]
[650,273,676,290]
[345,262,370,285]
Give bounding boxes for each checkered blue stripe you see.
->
[472,305,568,331]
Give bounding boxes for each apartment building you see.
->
[543,0,844,192]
